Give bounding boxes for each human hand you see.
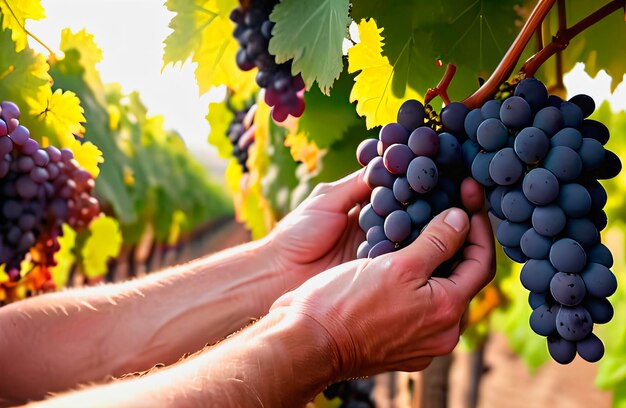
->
[266,169,370,289]
[270,178,495,379]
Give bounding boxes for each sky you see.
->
[27,0,626,180]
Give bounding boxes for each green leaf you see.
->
[351,0,523,101]
[298,68,360,148]
[563,0,626,92]
[269,0,350,94]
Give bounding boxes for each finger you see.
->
[387,208,470,282]
[445,209,496,302]
[308,169,370,213]
[461,177,485,213]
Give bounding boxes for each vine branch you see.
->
[424,64,456,106]
[522,0,626,77]
[461,0,557,109]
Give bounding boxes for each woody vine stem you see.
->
[426,0,626,108]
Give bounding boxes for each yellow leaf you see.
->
[50,224,76,289]
[27,87,86,146]
[347,18,421,128]
[168,210,187,245]
[59,28,106,102]
[81,216,122,279]
[0,0,45,52]
[284,132,322,173]
[163,0,256,96]
[0,264,9,283]
[66,138,104,178]
[207,100,235,159]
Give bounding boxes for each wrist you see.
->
[198,307,340,407]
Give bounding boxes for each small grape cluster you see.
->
[230,1,305,122]
[355,100,465,262]
[323,379,375,408]
[457,78,620,363]
[0,101,100,282]
[227,103,257,173]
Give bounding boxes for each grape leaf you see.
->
[26,87,86,147]
[65,138,104,178]
[351,0,523,101]
[50,224,77,289]
[207,100,235,159]
[562,0,626,92]
[297,69,360,148]
[348,18,421,129]
[81,216,122,279]
[284,132,321,173]
[268,0,350,94]
[60,28,107,104]
[0,0,45,51]
[163,0,257,96]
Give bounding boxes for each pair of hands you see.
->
[264,169,496,380]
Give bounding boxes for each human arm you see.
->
[27,179,494,408]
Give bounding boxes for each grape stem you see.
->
[424,64,456,106]
[521,0,626,77]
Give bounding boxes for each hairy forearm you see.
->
[0,238,292,403]
[27,310,335,408]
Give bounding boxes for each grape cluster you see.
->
[227,103,257,173]
[356,100,466,262]
[323,379,375,408]
[458,78,620,363]
[230,1,305,122]
[0,100,100,282]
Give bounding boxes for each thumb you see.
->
[403,208,470,280]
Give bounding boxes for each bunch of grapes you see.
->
[457,78,620,363]
[227,103,257,173]
[0,100,100,284]
[355,100,466,261]
[323,379,375,408]
[355,76,620,363]
[230,0,305,122]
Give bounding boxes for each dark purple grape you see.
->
[407,156,438,193]
[547,334,577,364]
[392,176,413,204]
[357,241,371,259]
[366,225,386,246]
[489,147,523,186]
[551,128,583,150]
[584,297,613,324]
[549,238,586,273]
[514,78,548,112]
[595,149,621,180]
[32,149,50,167]
[501,188,534,222]
[371,186,402,217]
[16,175,38,199]
[532,205,566,237]
[514,127,549,164]
[440,102,469,134]
[481,100,501,119]
[558,183,591,218]
[563,218,598,249]
[499,96,532,128]
[461,139,480,168]
[476,118,508,152]
[406,199,431,226]
[488,186,508,219]
[580,120,609,145]
[22,139,39,155]
[435,132,461,165]
[520,227,552,259]
[384,210,412,243]
[17,156,34,172]
[397,100,425,131]
[529,304,557,336]
[568,94,595,118]
[581,263,617,298]
[2,200,21,219]
[356,138,378,167]
[408,126,439,157]
[359,203,384,231]
[0,136,12,156]
[587,243,613,268]
[522,168,559,205]
[369,239,396,258]
[559,101,583,128]
[471,152,496,187]
[550,272,586,306]
[578,138,605,170]
[520,259,556,293]
[533,106,563,137]
[529,292,547,309]
[496,220,528,247]
[379,123,409,153]
[364,157,395,189]
[0,101,20,121]
[556,305,593,342]
[576,334,604,362]
[383,144,414,175]
[464,108,483,142]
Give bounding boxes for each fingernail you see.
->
[444,209,467,232]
